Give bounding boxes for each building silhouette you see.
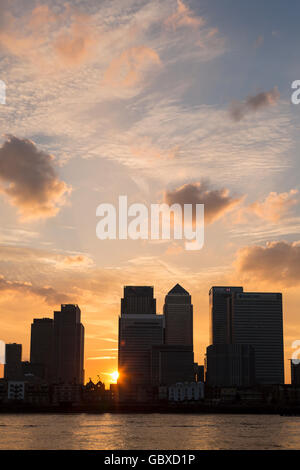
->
[206,287,284,386]
[161,284,195,386]
[291,361,300,386]
[206,344,255,387]
[164,284,193,347]
[209,286,243,344]
[121,286,156,315]
[151,344,194,386]
[53,304,84,384]
[230,291,284,385]
[118,284,198,400]
[118,287,163,400]
[195,364,204,383]
[30,318,54,381]
[4,343,22,380]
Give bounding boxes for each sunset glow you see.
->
[111,371,119,383]
[0,0,299,386]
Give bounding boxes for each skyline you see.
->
[0,0,300,385]
[1,282,290,385]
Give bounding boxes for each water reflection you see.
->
[0,413,299,450]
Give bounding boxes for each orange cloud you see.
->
[165,0,204,31]
[130,139,179,160]
[0,6,55,59]
[249,190,299,222]
[229,87,280,121]
[54,13,97,66]
[0,16,39,57]
[29,5,58,28]
[165,243,184,255]
[0,136,71,220]
[87,356,117,361]
[235,240,300,286]
[231,190,299,224]
[0,5,97,69]
[164,181,242,224]
[0,274,72,304]
[103,46,161,88]
[62,255,94,268]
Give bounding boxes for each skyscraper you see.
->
[121,286,156,315]
[206,344,255,387]
[118,286,163,399]
[230,292,284,385]
[30,318,54,381]
[209,286,243,344]
[164,284,193,347]
[151,345,194,386]
[53,304,84,384]
[207,287,284,386]
[291,360,300,386]
[156,284,196,387]
[4,343,22,380]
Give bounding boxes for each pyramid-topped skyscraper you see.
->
[167,283,190,296]
[163,284,193,348]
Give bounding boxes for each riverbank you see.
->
[0,402,300,415]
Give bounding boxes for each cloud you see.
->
[62,254,94,267]
[0,5,54,59]
[87,356,117,360]
[235,240,300,286]
[164,181,242,224]
[0,136,71,220]
[54,13,97,66]
[130,139,179,161]
[165,0,204,31]
[0,4,96,69]
[97,337,118,343]
[231,189,299,224]
[94,348,118,351]
[0,228,40,244]
[103,46,161,88]
[0,274,72,304]
[165,243,184,255]
[28,5,58,28]
[0,245,93,270]
[0,18,38,58]
[0,245,96,305]
[248,190,299,222]
[229,87,280,121]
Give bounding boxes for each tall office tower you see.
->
[151,345,194,386]
[291,361,300,386]
[118,286,164,399]
[164,284,193,347]
[209,286,243,344]
[206,344,255,387]
[4,343,22,380]
[121,286,156,315]
[53,305,84,385]
[230,292,284,384]
[30,318,54,381]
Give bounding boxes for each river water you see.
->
[0,413,299,450]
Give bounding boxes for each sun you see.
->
[111,371,119,382]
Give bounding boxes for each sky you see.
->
[0,0,300,384]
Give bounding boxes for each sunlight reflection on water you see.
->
[0,413,299,450]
